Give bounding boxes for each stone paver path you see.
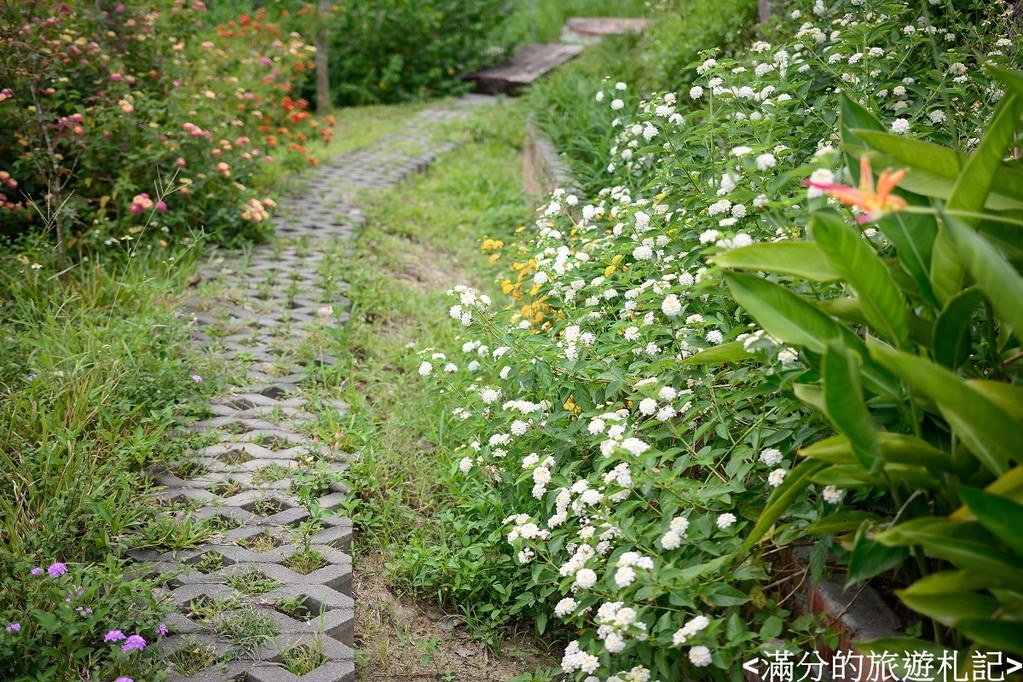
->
[132,96,491,682]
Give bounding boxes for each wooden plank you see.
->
[466,43,585,95]
[564,17,649,36]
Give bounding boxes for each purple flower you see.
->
[6,623,20,633]
[190,374,203,383]
[30,567,42,576]
[103,629,126,643]
[156,622,168,636]
[47,562,67,577]
[115,677,134,682]
[121,634,146,652]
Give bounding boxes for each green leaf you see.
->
[807,510,883,535]
[947,92,1022,220]
[725,272,898,395]
[958,487,1023,555]
[847,524,909,586]
[839,92,884,176]
[898,592,1000,628]
[876,518,1023,590]
[943,212,1023,340]
[800,433,957,473]
[742,459,828,550]
[812,211,910,345]
[680,341,750,366]
[957,619,1023,655]
[711,241,841,282]
[931,90,1023,303]
[821,341,881,471]
[880,210,939,307]
[793,383,824,412]
[724,272,846,353]
[869,342,1019,475]
[933,288,983,369]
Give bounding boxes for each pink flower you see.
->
[121,634,146,652]
[118,100,134,115]
[130,193,153,215]
[155,200,167,213]
[115,677,134,682]
[216,162,230,177]
[190,374,203,383]
[110,73,123,82]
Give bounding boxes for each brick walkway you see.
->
[131,96,491,682]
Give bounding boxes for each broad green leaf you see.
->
[793,383,824,413]
[724,272,845,353]
[956,619,1023,655]
[725,273,899,395]
[839,92,884,177]
[901,569,995,594]
[898,592,999,628]
[880,209,939,307]
[932,91,1023,303]
[742,459,828,550]
[947,92,1022,220]
[822,341,881,471]
[967,381,1023,421]
[812,211,910,345]
[943,212,1023,340]
[681,341,750,366]
[933,288,983,369]
[800,433,957,473]
[711,241,840,282]
[876,518,1023,590]
[951,466,1023,521]
[847,523,909,586]
[869,342,1019,475]
[958,487,1023,555]
[811,463,942,490]
[930,226,964,306]
[807,510,883,535]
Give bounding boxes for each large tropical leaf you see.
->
[812,211,910,346]
[869,343,1019,475]
[711,241,840,282]
[821,341,881,471]
[943,212,1023,340]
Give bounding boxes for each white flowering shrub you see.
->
[416,1,1021,679]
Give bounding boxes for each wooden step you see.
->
[562,17,650,44]
[465,43,585,96]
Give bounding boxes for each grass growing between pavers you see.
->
[312,101,563,679]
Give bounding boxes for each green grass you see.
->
[318,102,541,645]
[0,245,218,562]
[503,0,651,43]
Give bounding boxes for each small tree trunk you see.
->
[758,0,772,24]
[315,0,331,114]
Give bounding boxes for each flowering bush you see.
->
[416,1,1021,679]
[0,559,167,681]
[0,0,329,251]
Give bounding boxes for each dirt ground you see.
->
[354,553,560,681]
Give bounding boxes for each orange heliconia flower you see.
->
[806,155,907,223]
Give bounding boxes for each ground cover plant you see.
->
[0,244,217,679]
[410,0,1023,679]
